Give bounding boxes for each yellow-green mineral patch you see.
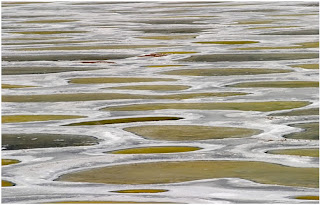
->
[138,35,197,40]
[12,31,87,35]
[3,37,69,41]
[295,196,319,200]
[124,125,261,141]
[180,53,318,62]
[104,101,310,112]
[19,45,170,51]
[284,122,319,140]
[161,68,292,76]
[194,41,259,44]
[112,189,168,193]
[3,54,133,62]
[110,85,191,91]
[227,81,319,88]
[2,180,15,187]
[2,84,36,89]
[56,160,319,187]
[269,108,319,116]
[2,159,20,166]
[156,92,248,99]
[2,92,247,102]
[3,40,93,46]
[267,148,319,157]
[69,77,176,84]
[235,42,319,50]
[1,93,142,102]
[2,133,99,150]
[2,66,104,75]
[2,115,85,123]
[64,116,182,126]
[290,64,319,69]
[109,146,201,154]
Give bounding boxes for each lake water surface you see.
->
[2,1,319,204]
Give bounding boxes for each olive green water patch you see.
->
[146,65,185,68]
[137,27,206,34]
[290,64,319,69]
[64,116,182,126]
[12,31,87,35]
[249,26,299,30]
[180,53,318,62]
[1,93,144,102]
[2,66,104,75]
[56,160,319,187]
[235,42,319,50]
[161,68,292,76]
[105,101,310,112]
[2,84,36,89]
[3,40,93,45]
[2,92,247,102]
[2,180,15,187]
[260,29,319,35]
[3,54,133,62]
[21,20,78,23]
[2,159,20,166]
[284,122,319,140]
[267,148,319,157]
[269,108,319,116]
[109,146,201,154]
[124,125,261,141]
[70,77,176,84]
[19,45,170,51]
[112,189,168,193]
[156,92,248,99]
[138,35,197,40]
[295,196,319,200]
[194,41,259,44]
[110,85,191,91]
[2,133,99,150]
[291,42,318,48]
[2,115,85,123]
[3,37,69,41]
[227,81,319,88]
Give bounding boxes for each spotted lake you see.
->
[1,1,319,204]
